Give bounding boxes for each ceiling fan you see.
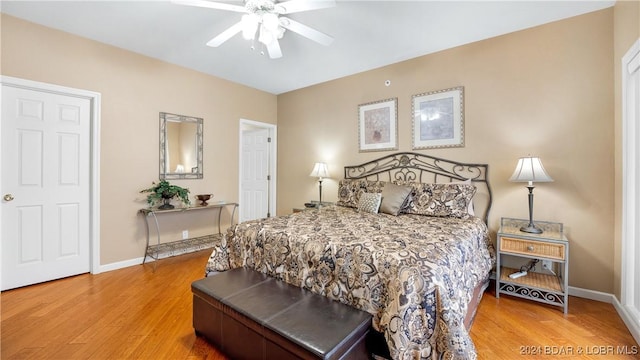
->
[173,0,336,59]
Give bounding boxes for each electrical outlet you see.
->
[542,260,553,272]
[182,230,189,239]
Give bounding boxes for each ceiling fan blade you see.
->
[206,21,244,47]
[266,40,283,59]
[171,0,246,13]
[279,17,333,46]
[275,0,336,14]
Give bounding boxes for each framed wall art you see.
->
[412,86,464,149]
[358,98,398,152]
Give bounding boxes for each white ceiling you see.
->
[1,0,614,94]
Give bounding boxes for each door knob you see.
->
[3,194,14,201]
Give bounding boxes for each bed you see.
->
[205,152,495,360]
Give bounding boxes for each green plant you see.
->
[140,180,190,208]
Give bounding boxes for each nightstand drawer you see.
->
[499,236,565,260]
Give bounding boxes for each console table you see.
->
[139,202,238,269]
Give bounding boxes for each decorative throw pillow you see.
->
[393,180,418,213]
[395,180,477,217]
[357,192,382,214]
[400,183,477,219]
[337,179,363,208]
[365,180,386,194]
[448,179,475,216]
[337,179,387,208]
[379,183,412,216]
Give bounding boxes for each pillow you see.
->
[357,192,382,213]
[399,182,477,219]
[337,179,363,208]
[337,179,386,208]
[379,183,412,216]
[396,179,476,217]
[448,179,475,216]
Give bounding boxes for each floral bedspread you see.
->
[206,205,495,360]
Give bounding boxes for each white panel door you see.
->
[2,85,90,290]
[240,128,270,222]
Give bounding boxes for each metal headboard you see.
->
[344,152,492,224]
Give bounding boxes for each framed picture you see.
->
[412,86,464,149]
[358,98,398,152]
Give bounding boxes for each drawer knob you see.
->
[527,245,534,251]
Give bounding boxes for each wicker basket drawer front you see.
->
[500,237,565,260]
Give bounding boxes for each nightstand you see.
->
[496,217,569,313]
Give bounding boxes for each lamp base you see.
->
[520,224,543,234]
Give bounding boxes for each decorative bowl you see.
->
[196,194,212,206]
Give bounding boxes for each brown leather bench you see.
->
[192,268,372,360]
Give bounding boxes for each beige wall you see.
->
[1,14,277,265]
[278,9,615,293]
[2,6,633,295]
[613,1,640,299]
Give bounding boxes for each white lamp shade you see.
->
[309,162,330,179]
[509,156,553,183]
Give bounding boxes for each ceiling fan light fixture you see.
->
[245,0,275,14]
[241,14,259,40]
[174,0,335,59]
[262,12,279,31]
[258,24,273,45]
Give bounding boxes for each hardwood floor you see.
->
[2,250,637,359]
[1,250,226,360]
[471,286,638,359]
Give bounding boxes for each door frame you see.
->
[0,76,102,278]
[238,119,277,221]
[621,38,640,344]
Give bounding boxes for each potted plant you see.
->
[140,180,191,210]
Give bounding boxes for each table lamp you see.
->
[509,156,553,234]
[309,162,330,207]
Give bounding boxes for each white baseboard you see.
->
[93,243,212,275]
[612,298,640,346]
[568,286,616,303]
[569,286,640,345]
[95,240,216,274]
[97,257,146,273]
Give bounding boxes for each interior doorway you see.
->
[621,38,640,344]
[1,76,101,290]
[239,119,277,222]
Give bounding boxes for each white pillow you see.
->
[357,192,382,214]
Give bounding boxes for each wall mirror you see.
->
[159,112,203,180]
